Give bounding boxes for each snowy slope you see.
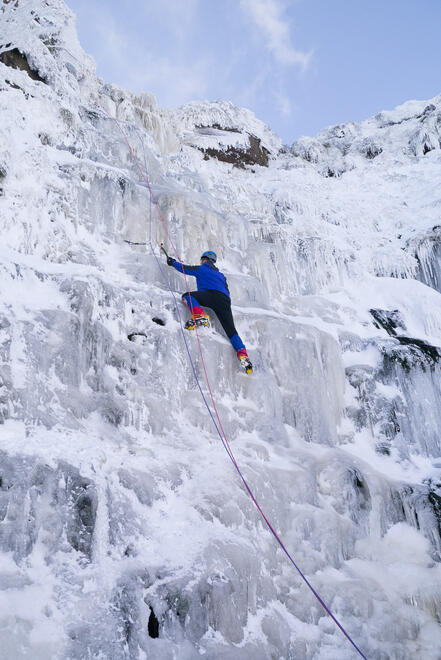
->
[1,1,441,659]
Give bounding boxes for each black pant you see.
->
[182,290,238,339]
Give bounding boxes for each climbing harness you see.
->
[94,106,368,660]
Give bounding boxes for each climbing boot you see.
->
[185,314,210,331]
[237,349,253,374]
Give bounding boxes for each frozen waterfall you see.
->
[1,1,441,658]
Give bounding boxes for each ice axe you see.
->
[160,243,170,259]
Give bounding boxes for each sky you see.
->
[66,0,441,144]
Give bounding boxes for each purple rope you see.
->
[99,110,368,660]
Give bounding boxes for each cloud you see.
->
[69,0,309,128]
[240,0,312,71]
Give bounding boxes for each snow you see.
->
[0,1,441,658]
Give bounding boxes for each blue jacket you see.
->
[171,260,230,299]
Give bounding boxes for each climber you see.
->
[165,249,253,374]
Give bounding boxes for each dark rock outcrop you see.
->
[0,48,46,83]
[199,133,269,169]
[370,308,440,369]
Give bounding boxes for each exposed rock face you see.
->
[172,98,281,169]
[0,48,46,83]
[199,130,270,168]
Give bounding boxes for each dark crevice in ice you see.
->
[63,468,97,558]
[148,608,159,638]
[427,481,441,543]
[0,165,6,197]
[128,332,147,341]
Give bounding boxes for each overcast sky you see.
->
[67,0,441,144]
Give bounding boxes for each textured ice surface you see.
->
[1,1,441,659]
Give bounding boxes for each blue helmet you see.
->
[201,250,217,263]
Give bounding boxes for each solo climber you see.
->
[165,249,253,374]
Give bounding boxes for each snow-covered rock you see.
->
[172,100,282,169]
[292,95,441,176]
[0,1,441,659]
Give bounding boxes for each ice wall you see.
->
[1,1,441,659]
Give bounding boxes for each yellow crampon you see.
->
[185,314,210,331]
[239,356,253,374]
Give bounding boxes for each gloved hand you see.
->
[167,256,174,266]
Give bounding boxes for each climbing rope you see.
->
[95,106,368,660]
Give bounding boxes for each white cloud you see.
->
[69,0,307,124]
[240,0,312,71]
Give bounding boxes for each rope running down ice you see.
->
[96,106,368,660]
